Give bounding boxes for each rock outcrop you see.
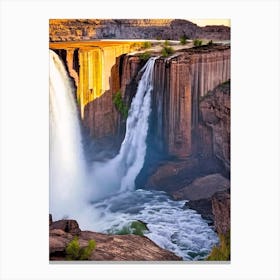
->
[49,19,230,42]
[49,218,182,261]
[167,173,230,232]
[212,190,230,234]
[172,173,230,200]
[198,81,230,172]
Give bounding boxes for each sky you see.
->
[190,19,230,27]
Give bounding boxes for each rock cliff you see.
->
[199,80,230,172]
[50,42,230,163]
[49,217,182,261]
[152,45,230,158]
[49,19,230,42]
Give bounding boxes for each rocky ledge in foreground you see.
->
[49,217,182,261]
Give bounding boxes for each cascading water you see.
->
[89,58,157,200]
[49,52,218,260]
[49,50,87,220]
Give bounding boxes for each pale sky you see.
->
[190,19,230,27]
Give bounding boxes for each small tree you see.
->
[66,236,96,260]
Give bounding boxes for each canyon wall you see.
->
[50,43,230,163]
[151,46,230,158]
[49,19,230,42]
[50,42,136,140]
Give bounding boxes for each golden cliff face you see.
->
[49,41,136,119]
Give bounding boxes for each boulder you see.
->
[187,198,213,222]
[172,173,229,200]
[49,219,81,235]
[144,159,199,193]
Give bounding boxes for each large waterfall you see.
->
[49,50,87,220]
[49,52,218,260]
[89,58,157,200]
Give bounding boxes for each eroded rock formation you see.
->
[152,45,230,158]
[199,81,230,172]
[49,218,182,261]
[49,19,230,42]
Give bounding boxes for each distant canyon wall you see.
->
[49,19,230,42]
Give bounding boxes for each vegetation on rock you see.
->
[179,34,188,45]
[66,236,96,260]
[193,39,203,47]
[142,41,152,49]
[139,51,151,61]
[113,90,129,118]
[206,231,230,261]
[161,45,174,57]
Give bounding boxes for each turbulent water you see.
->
[88,58,157,200]
[86,189,219,260]
[49,53,218,260]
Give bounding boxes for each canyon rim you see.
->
[49,19,231,262]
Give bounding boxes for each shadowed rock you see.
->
[49,219,81,235]
[212,190,230,234]
[172,173,229,200]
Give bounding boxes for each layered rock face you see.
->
[50,42,230,157]
[152,45,230,158]
[49,217,182,261]
[49,19,230,42]
[50,42,137,141]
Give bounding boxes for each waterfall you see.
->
[90,57,157,200]
[49,50,87,220]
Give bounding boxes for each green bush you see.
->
[163,40,170,47]
[66,236,96,260]
[206,231,230,261]
[193,39,203,47]
[142,41,152,49]
[179,35,188,45]
[113,90,129,118]
[161,46,174,57]
[139,51,151,61]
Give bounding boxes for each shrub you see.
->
[163,40,170,47]
[208,40,214,46]
[206,231,230,261]
[161,46,174,57]
[179,35,188,45]
[139,51,151,61]
[142,41,152,49]
[113,90,129,118]
[66,236,96,260]
[193,39,203,47]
